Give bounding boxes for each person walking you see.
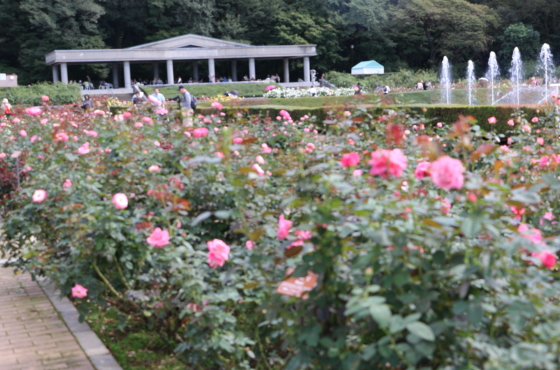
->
[175,85,197,126]
[2,98,12,117]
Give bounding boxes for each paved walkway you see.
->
[0,267,94,370]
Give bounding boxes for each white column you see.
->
[283,58,290,83]
[192,61,199,81]
[60,63,68,84]
[249,58,256,80]
[124,61,131,88]
[208,59,215,83]
[112,63,119,88]
[153,62,159,80]
[303,57,310,83]
[231,60,237,81]
[52,65,59,83]
[166,60,174,84]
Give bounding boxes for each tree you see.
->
[498,23,541,64]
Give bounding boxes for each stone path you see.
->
[0,267,120,370]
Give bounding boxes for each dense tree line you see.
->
[0,0,558,84]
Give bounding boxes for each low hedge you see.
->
[0,83,81,106]
[199,104,542,133]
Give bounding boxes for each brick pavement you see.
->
[0,267,94,370]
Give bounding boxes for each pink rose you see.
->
[531,117,539,123]
[518,224,542,244]
[252,163,265,175]
[369,149,408,179]
[507,120,515,126]
[207,239,230,268]
[430,156,464,190]
[83,129,98,138]
[148,165,161,172]
[32,189,47,203]
[19,130,27,137]
[436,122,443,128]
[211,101,223,110]
[77,142,90,155]
[41,95,50,102]
[414,161,431,180]
[147,228,170,248]
[25,107,42,116]
[537,137,544,145]
[262,144,272,154]
[134,122,143,127]
[193,128,209,138]
[543,212,555,221]
[246,241,256,250]
[63,179,72,188]
[487,117,497,124]
[277,214,292,240]
[71,284,88,299]
[142,116,153,124]
[522,125,531,133]
[340,152,360,167]
[123,112,132,119]
[30,135,37,143]
[256,155,265,165]
[93,110,106,116]
[12,118,20,123]
[112,193,128,209]
[233,137,243,144]
[215,152,225,159]
[55,132,69,141]
[532,251,557,269]
[0,153,6,159]
[353,169,363,177]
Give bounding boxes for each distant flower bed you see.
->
[264,86,356,98]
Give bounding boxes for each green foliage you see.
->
[325,70,439,90]
[0,83,81,105]
[498,23,541,64]
[144,83,280,99]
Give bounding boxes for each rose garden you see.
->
[2,91,560,369]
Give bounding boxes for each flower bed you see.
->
[2,99,560,369]
[264,86,356,98]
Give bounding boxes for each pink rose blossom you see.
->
[215,152,225,159]
[154,141,161,147]
[41,95,49,102]
[353,169,363,177]
[77,142,90,155]
[211,101,223,110]
[112,193,128,209]
[32,189,47,203]
[252,164,265,175]
[414,161,431,180]
[93,110,106,116]
[507,119,515,126]
[499,145,509,152]
[54,132,69,141]
[40,119,48,125]
[193,127,209,138]
[537,137,544,145]
[12,118,20,123]
[142,116,153,124]
[532,251,557,268]
[123,112,132,119]
[233,137,243,144]
[436,122,443,128]
[207,239,230,268]
[0,153,6,159]
[522,125,531,133]
[531,117,539,123]
[71,284,88,299]
[518,224,542,244]
[277,214,292,240]
[19,130,27,137]
[148,165,161,172]
[25,107,42,116]
[147,228,170,248]
[246,241,256,250]
[340,152,360,167]
[543,212,555,221]
[344,111,351,117]
[430,156,464,190]
[134,122,143,127]
[63,179,72,188]
[83,129,98,138]
[369,149,408,179]
[262,144,272,153]
[487,117,497,124]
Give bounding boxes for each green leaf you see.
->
[369,304,392,328]
[406,321,435,341]
[65,153,77,161]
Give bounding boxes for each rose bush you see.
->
[2,98,560,369]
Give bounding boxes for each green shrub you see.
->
[0,82,81,106]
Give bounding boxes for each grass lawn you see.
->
[86,306,182,370]
[141,82,280,99]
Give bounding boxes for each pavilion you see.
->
[45,34,317,88]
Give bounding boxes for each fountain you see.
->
[441,56,452,104]
[510,47,522,106]
[466,60,476,106]
[538,43,554,102]
[486,52,500,105]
